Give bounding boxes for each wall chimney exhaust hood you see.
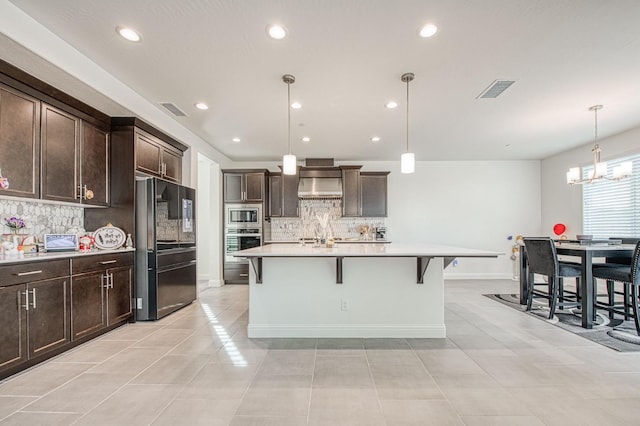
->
[297,176,343,199]
[297,159,343,199]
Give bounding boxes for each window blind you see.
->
[583,153,640,237]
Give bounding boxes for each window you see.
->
[583,153,640,237]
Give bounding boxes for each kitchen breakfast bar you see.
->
[234,243,500,338]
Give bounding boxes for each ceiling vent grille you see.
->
[160,102,187,117]
[477,80,515,99]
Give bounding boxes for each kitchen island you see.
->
[234,243,500,338]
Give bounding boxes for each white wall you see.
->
[229,159,542,279]
[367,160,540,279]
[541,126,640,238]
[197,153,222,288]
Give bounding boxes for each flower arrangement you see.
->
[4,216,26,234]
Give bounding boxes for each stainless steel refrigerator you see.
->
[135,177,197,320]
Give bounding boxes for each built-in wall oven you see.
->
[225,228,262,262]
[224,203,263,264]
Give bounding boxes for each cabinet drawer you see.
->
[71,252,134,275]
[223,263,249,283]
[1,259,70,286]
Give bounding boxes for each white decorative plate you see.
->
[93,225,126,250]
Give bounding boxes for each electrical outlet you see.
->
[341,299,349,311]
[136,298,142,309]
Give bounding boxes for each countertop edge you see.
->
[0,248,136,265]
[233,243,502,258]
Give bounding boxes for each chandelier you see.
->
[566,105,632,185]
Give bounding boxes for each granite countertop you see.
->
[234,243,501,258]
[0,247,136,265]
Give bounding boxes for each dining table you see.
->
[519,241,636,329]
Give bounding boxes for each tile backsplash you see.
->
[269,199,386,241]
[0,198,84,237]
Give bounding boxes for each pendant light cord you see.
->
[406,77,410,153]
[593,106,598,149]
[401,72,414,154]
[287,80,292,155]
[591,105,602,166]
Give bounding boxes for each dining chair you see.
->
[592,238,640,320]
[523,237,582,319]
[592,240,640,334]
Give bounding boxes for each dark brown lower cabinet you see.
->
[27,277,71,358]
[70,272,105,339]
[71,253,133,340]
[0,269,71,377]
[0,284,27,372]
[224,263,250,284]
[1,253,133,380]
[108,267,133,324]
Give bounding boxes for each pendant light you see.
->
[282,74,297,175]
[400,72,415,174]
[566,105,632,184]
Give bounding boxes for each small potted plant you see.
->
[3,216,26,235]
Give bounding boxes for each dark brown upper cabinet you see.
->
[0,83,40,199]
[41,104,109,205]
[267,168,299,217]
[360,171,389,217]
[340,166,362,217]
[268,172,283,217]
[135,130,182,183]
[41,103,80,203]
[223,171,266,203]
[81,122,109,206]
[281,168,300,217]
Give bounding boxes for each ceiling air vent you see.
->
[477,80,515,99]
[160,102,187,117]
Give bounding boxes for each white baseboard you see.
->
[247,324,446,338]
[199,279,224,290]
[444,272,513,280]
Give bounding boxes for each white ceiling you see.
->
[3,0,640,162]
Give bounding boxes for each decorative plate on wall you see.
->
[93,225,126,249]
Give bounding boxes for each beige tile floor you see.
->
[2,279,640,425]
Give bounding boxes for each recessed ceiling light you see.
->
[418,24,438,38]
[267,24,287,40]
[116,26,142,42]
[301,137,311,143]
[291,102,302,109]
[232,137,241,143]
[385,101,398,109]
[370,136,381,142]
[194,102,209,110]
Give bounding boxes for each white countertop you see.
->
[234,243,501,258]
[0,248,135,265]
[264,240,390,244]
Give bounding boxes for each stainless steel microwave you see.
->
[225,204,262,227]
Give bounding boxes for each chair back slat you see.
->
[523,237,558,278]
[632,241,640,286]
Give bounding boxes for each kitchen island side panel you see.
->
[247,257,445,338]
